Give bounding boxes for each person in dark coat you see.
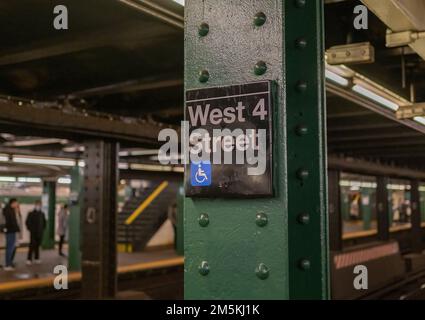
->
[3,198,20,270]
[25,200,46,265]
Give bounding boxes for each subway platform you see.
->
[0,246,183,299]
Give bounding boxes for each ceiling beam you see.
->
[0,99,169,146]
[328,130,421,142]
[0,21,175,67]
[327,82,425,134]
[330,137,425,149]
[66,77,183,99]
[118,0,184,29]
[328,155,425,179]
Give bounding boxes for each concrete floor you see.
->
[0,246,179,283]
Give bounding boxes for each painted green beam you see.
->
[184,0,328,299]
[285,0,329,299]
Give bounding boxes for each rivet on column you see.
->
[198,23,209,37]
[256,263,269,279]
[295,125,308,136]
[299,259,311,271]
[256,212,268,227]
[254,61,267,76]
[198,213,210,227]
[199,70,210,83]
[297,213,310,225]
[199,261,210,276]
[297,168,309,180]
[254,12,267,27]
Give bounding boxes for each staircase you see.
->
[117,181,178,252]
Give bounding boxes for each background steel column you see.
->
[41,180,56,249]
[69,166,83,271]
[410,180,423,252]
[361,187,373,231]
[328,170,342,252]
[184,0,328,299]
[377,176,390,241]
[81,140,118,299]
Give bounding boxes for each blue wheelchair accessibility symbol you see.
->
[191,161,212,187]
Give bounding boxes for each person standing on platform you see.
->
[57,204,69,257]
[25,200,46,265]
[2,198,20,271]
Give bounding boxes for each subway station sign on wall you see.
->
[184,81,273,197]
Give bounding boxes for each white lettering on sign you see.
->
[187,101,247,126]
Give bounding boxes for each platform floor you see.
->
[0,246,179,284]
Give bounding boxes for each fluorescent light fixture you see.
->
[130,150,158,156]
[63,145,84,152]
[130,163,172,171]
[119,149,158,157]
[352,85,399,111]
[17,177,41,183]
[325,70,349,86]
[0,154,8,162]
[387,184,410,191]
[78,160,85,168]
[154,153,182,161]
[172,0,184,5]
[58,177,71,184]
[339,180,377,188]
[119,162,129,170]
[0,176,16,182]
[414,116,425,126]
[119,151,130,157]
[5,138,68,147]
[12,156,76,167]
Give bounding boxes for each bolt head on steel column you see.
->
[256,212,268,227]
[198,213,210,227]
[199,261,210,276]
[254,12,267,27]
[255,263,269,280]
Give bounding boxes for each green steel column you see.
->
[420,188,425,223]
[42,180,56,249]
[410,180,422,252]
[69,166,83,271]
[341,193,350,222]
[377,176,390,241]
[286,0,328,299]
[361,188,373,231]
[175,185,184,256]
[184,0,328,299]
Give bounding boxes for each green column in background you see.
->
[388,192,393,226]
[420,190,425,222]
[42,180,56,249]
[68,166,82,271]
[175,185,184,256]
[361,188,373,231]
[341,192,350,222]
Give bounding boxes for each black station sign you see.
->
[184,81,273,197]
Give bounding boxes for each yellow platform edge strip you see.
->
[0,256,184,294]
